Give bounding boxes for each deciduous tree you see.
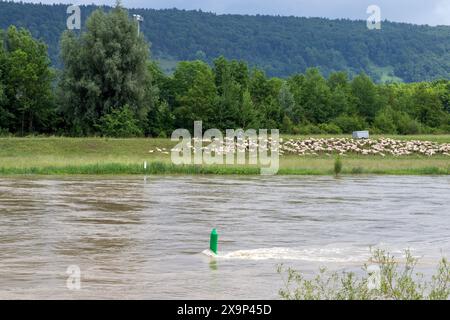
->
[59,4,154,135]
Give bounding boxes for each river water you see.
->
[0,175,449,299]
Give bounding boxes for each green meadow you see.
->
[0,136,449,175]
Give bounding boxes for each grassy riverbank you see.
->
[0,136,449,175]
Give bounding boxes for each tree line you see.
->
[0,5,449,137]
[1,1,450,82]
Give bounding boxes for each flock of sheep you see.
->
[149,137,450,157]
[281,138,450,157]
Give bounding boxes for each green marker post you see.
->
[210,229,218,254]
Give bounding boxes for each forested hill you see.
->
[1,1,450,82]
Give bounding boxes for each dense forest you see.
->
[0,4,449,137]
[0,1,450,82]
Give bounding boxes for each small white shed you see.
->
[352,131,369,139]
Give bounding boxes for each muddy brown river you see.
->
[0,176,449,299]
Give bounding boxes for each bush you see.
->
[373,107,425,135]
[146,101,175,138]
[373,107,397,134]
[291,126,301,135]
[297,124,323,135]
[281,115,294,133]
[318,123,343,134]
[332,114,367,133]
[296,123,343,135]
[334,156,342,176]
[278,249,449,300]
[438,116,450,134]
[396,113,423,135]
[414,125,445,134]
[97,105,143,138]
[157,131,168,138]
[0,128,11,136]
[351,167,364,174]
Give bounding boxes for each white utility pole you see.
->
[133,14,144,35]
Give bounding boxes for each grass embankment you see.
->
[0,135,449,175]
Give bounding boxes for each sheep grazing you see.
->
[161,137,450,158]
[280,137,450,157]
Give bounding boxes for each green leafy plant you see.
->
[97,105,143,138]
[334,156,342,176]
[332,114,368,133]
[278,249,449,300]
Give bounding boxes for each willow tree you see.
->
[59,4,154,135]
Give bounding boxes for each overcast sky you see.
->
[16,0,450,25]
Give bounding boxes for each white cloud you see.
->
[433,0,450,25]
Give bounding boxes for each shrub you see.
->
[369,126,383,134]
[396,113,423,135]
[351,167,364,174]
[420,126,439,134]
[334,156,342,176]
[281,115,294,133]
[373,107,397,134]
[157,131,168,138]
[318,123,343,134]
[291,126,301,135]
[0,128,11,136]
[278,249,449,300]
[296,123,344,135]
[297,124,323,135]
[438,117,450,134]
[97,105,143,138]
[332,114,367,133]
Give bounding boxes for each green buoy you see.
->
[210,228,218,254]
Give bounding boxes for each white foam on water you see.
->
[201,249,218,258]
[203,247,372,262]
[201,243,442,264]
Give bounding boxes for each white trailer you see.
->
[352,131,369,139]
